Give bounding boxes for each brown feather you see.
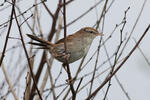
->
[28,42,47,46]
[55,34,75,44]
[27,34,55,47]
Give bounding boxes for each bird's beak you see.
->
[97,33,104,36]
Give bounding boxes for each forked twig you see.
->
[86,24,150,100]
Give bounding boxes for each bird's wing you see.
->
[55,34,75,44]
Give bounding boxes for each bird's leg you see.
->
[63,52,70,61]
[62,52,70,71]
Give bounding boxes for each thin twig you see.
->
[13,3,43,99]
[118,0,147,60]
[65,0,104,27]
[89,0,108,96]
[86,24,150,100]
[1,63,19,100]
[0,0,15,66]
[75,78,83,93]
[63,0,76,99]
[46,57,56,100]
[0,0,45,27]
[29,1,63,97]
[103,7,130,100]
[96,0,108,30]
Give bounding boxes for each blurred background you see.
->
[0,0,150,100]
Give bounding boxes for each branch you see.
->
[1,63,19,100]
[63,0,76,100]
[0,0,15,66]
[86,24,150,100]
[13,3,43,100]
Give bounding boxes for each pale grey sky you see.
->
[0,0,150,100]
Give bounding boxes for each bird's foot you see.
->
[63,53,70,61]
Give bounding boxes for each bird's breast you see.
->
[83,44,91,55]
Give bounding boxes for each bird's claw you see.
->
[63,53,70,60]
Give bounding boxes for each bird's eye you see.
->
[84,29,94,34]
[89,31,94,33]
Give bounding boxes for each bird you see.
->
[27,27,103,65]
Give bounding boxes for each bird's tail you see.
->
[27,34,55,49]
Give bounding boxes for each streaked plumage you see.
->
[27,27,103,64]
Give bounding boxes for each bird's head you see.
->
[80,27,104,37]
